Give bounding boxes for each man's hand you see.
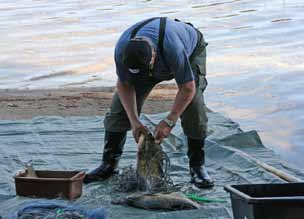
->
[132,120,149,143]
[153,80,196,143]
[154,120,172,143]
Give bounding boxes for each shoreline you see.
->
[0,84,177,120]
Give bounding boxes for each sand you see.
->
[0,84,177,120]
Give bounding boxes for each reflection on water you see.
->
[1,0,304,168]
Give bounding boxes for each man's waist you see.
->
[190,29,207,61]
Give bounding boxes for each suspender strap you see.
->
[158,17,166,58]
[130,17,160,38]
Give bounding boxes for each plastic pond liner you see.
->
[0,112,303,219]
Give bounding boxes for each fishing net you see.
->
[142,149,173,192]
[111,166,138,192]
[111,150,172,193]
[15,200,106,219]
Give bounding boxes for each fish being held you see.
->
[136,133,169,192]
[113,134,192,211]
[111,133,171,193]
[112,192,201,210]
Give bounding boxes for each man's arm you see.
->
[116,79,138,125]
[154,80,196,142]
[167,80,196,122]
[116,79,148,142]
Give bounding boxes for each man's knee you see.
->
[181,117,207,139]
[181,94,208,139]
[103,93,131,132]
[103,112,131,132]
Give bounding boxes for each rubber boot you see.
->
[84,131,127,183]
[187,137,214,188]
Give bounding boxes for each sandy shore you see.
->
[0,84,177,120]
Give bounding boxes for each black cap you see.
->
[123,38,152,74]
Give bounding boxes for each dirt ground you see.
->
[0,84,178,120]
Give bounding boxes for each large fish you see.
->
[136,133,168,192]
[112,192,201,210]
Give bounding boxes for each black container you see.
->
[224,183,304,219]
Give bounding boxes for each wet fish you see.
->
[112,192,201,210]
[136,133,168,191]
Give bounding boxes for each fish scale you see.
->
[136,133,168,192]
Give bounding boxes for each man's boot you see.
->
[84,131,127,183]
[187,137,214,188]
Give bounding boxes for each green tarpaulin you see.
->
[0,112,303,218]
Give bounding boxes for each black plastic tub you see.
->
[224,183,304,219]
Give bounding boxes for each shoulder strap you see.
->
[158,17,170,71]
[158,17,167,57]
[131,17,160,38]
